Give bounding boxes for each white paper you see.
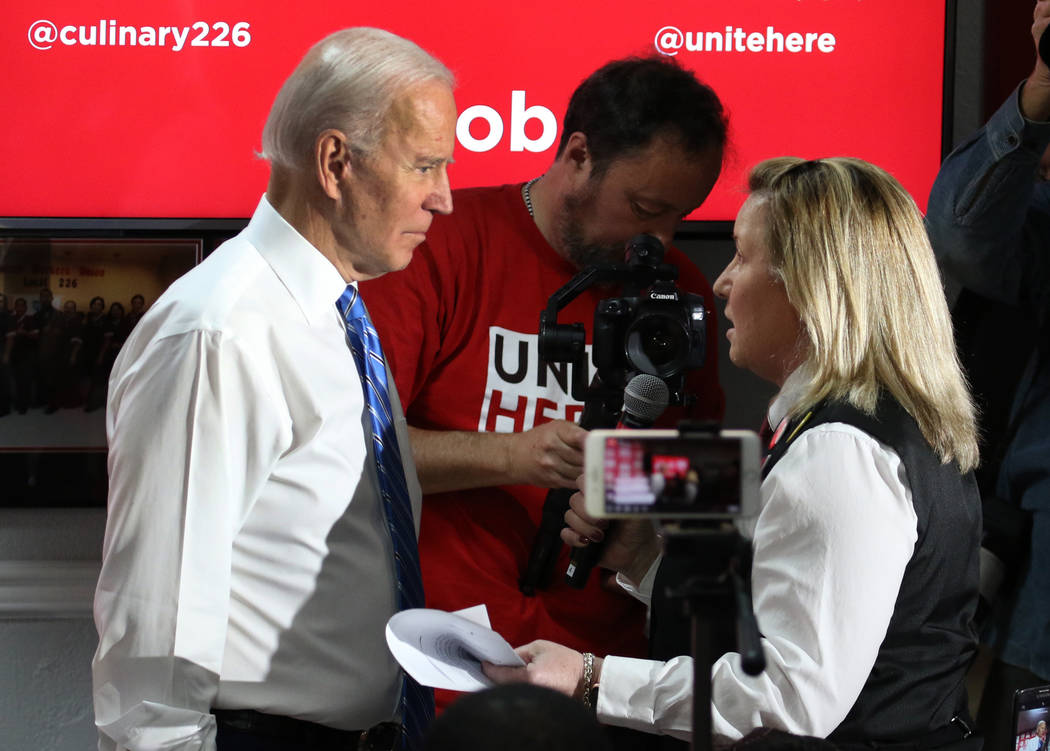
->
[385,605,525,691]
[449,603,491,628]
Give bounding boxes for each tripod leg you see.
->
[691,616,714,751]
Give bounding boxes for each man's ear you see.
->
[315,129,351,201]
[560,131,593,186]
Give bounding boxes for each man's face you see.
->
[40,289,53,307]
[131,296,144,313]
[63,301,76,316]
[555,134,721,268]
[1039,725,1046,740]
[337,79,456,279]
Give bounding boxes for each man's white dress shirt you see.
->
[1020,732,1048,751]
[92,196,422,751]
[601,372,919,743]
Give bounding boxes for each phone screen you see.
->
[1013,685,1050,751]
[599,434,746,516]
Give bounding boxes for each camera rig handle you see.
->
[519,373,623,596]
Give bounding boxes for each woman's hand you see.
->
[561,478,661,585]
[482,640,602,701]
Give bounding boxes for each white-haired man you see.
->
[91,27,455,751]
[1022,721,1049,751]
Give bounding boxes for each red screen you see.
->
[2,0,947,222]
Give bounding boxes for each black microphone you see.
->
[614,373,671,429]
[565,373,670,588]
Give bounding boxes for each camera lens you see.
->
[625,312,688,377]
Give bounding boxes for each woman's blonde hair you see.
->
[750,157,978,470]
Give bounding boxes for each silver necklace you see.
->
[522,177,540,218]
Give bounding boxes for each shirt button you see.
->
[1006,134,1020,147]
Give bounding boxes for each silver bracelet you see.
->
[581,652,595,708]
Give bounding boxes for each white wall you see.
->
[0,509,105,751]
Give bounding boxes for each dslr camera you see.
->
[538,234,707,404]
[593,276,707,391]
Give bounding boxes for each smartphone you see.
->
[1013,685,1050,751]
[584,428,761,519]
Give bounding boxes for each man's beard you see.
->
[556,182,625,269]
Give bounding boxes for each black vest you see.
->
[651,397,981,745]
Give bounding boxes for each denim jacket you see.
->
[927,83,1050,678]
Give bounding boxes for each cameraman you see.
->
[361,56,726,715]
[485,158,982,748]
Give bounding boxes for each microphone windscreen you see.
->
[622,373,670,425]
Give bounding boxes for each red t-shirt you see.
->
[363,183,724,710]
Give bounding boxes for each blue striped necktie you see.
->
[337,284,434,748]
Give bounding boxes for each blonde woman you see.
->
[485,158,982,748]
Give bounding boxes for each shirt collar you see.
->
[767,367,808,429]
[243,195,349,329]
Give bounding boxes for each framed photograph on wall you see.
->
[0,237,202,507]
